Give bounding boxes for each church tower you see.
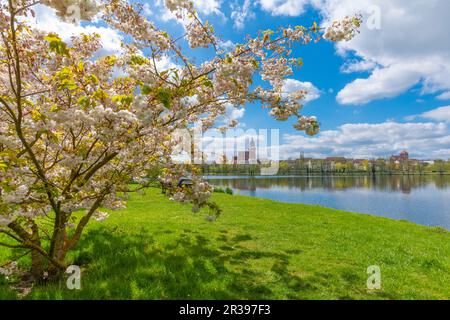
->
[249,138,257,164]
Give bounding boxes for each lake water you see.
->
[205,175,450,229]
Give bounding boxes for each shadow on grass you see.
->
[51,226,328,300]
[8,225,405,300]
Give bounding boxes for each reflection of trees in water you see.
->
[209,175,450,194]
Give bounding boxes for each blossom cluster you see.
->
[0,262,19,279]
[261,58,294,88]
[41,0,103,21]
[103,0,170,51]
[93,211,110,222]
[323,16,362,42]
[294,116,320,136]
[186,19,216,49]
[214,55,258,105]
[164,0,194,13]
[160,167,214,214]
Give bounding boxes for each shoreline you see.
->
[204,173,450,178]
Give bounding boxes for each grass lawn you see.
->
[1,188,449,300]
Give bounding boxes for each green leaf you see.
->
[89,74,99,85]
[59,79,77,91]
[141,85,152,95]
[77,61,84,72]
[112,94,133,105]
[203,78,213,89]
[353,17,362,28]
[45,33,69,56]
[77,96,91,109]
[156,88,172,109]
[130,55,149,66]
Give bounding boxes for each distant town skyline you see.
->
[203,140,447,166]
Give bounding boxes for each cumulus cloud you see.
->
[437,92,450,101]
[157,0,225,22]
[282,79,321,103]
[317,0,450,105]
[153,55,181,72]
[405,106,450,123]
[28,5,123,56]
[256,0,450,105]
[142,3,153,17]
[231,0,255,29]
[215,103,246,127]
[227,105,246,120]
[280,121,450,160]
[336,63,424,105]
[420,106,450,122]
[218,39,236,51]
[340,59,377,74]
[193,0,224,16]
[259,0,310,17]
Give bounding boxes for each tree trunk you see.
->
[48,212,69,278]
[31,248,44,280]
[30,223,44,281]
[48,229,68,278]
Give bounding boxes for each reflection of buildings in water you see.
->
[400,176,412,194]
[210,175,449,194]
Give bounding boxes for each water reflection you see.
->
[207,175,450,194]
[206,175,450,229]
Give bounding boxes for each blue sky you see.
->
[30,0,450,160]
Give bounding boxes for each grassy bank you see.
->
[1,189,449,300]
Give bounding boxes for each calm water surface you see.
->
[205,175,450,229]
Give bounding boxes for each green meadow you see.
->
[1,188,449,300]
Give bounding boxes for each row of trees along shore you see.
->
[201,159,450,176]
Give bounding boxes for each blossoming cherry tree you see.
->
[0,0,360,280]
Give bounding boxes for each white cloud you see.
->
[231,0,255,29]
[259,0,309,16]
[218,39,236,51]
[142,3,153,17]
[29,5,123,56]
[282,79,321,103]
[437,91,450,101]
[216,103,246,126]
[159,0,225,22]
[280,121,450,160]
[421,106,450,122]
[340,59,377,74]
[153,55,181,72]
[193,0,224,16]
[337,63,423,105]
[315,0,450,105]
[257,1,450,105]
[228,106,246,120]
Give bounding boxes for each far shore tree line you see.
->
[201,158,450,176]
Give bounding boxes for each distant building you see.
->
[237,138,257,164]
[352,159,367,170]
[390,151,409,163]
[326,157,347,163]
